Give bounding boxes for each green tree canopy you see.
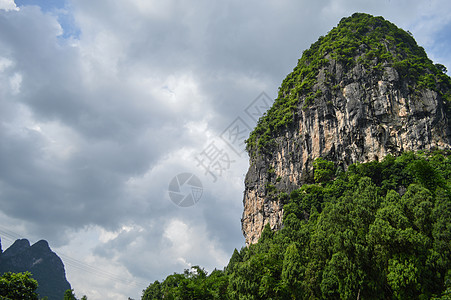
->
[141,151,451,300]
[63,289,77,300]
[0,272,39,300]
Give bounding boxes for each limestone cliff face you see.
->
[242,14,451,246]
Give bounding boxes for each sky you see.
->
[0,0,450,299]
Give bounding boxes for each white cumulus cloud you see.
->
[0,0,18,11]
[0,1,450,299]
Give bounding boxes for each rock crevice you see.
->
[242,62,451,246]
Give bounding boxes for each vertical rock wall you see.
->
[242,63,451,246]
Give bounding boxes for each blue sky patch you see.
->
[433,21,451,72]
[15,0,65,11]
[15,0,80,39]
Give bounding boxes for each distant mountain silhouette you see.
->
[0,238,71,300]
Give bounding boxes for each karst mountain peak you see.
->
[242,12,451,245]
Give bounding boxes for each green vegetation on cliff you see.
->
[142,151,451,299]
[246,13,451,154]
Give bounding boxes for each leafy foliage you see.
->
[0,273,87,300]
[0,272,39,300]
[246,13,451,155]
[313,157,335,183]
[143,151,451,299]
[63,289,77,300]
[61,289,88,300]
[142,266,227,300]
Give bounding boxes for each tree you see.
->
[0,272,39,300]
[313,157,335,183]
[225,249,242,274]
[142,280,162,300]
[63,289,77,300]
[435,63,448,73]
[387,256,420,299]
[140,151,451,299]
[281,243,304,299]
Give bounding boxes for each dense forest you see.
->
[142,151,451,299]
[142,12,451,300]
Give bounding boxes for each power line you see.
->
[59,253,148,288]
[0,227,23,243]
[0,224,149,288]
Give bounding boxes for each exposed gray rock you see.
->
[242,62,451,246]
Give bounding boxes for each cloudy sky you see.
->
[0,0,450,298]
